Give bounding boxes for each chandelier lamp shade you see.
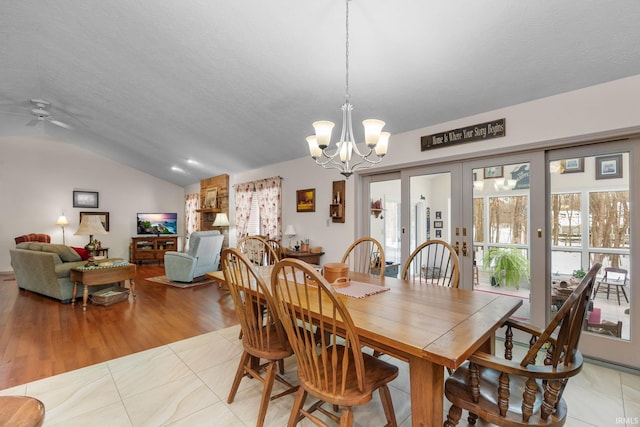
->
[306,0,389,178]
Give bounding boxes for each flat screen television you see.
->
[137,213,178,235]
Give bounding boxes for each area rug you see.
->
[144,275,217,289]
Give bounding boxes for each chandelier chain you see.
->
[345,0,350,102]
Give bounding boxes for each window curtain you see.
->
[184,193,200,251]
[255,177,282,240]
[234,181,255,241]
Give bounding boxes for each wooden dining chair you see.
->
[443,263,601,427]
[401,239,460,287]
[266,238,285,260]
[221,248,297,427]
[237,235,280,266]
[270,258,399,427]
[0,395,45,427]
[340,237,386,278]
[593,266,629,305]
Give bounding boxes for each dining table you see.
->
[206,267,523,426]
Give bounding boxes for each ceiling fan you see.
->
[27,99,72,129]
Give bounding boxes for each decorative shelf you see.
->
[195,208,221,213]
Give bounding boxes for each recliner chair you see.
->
[164,231,224,282]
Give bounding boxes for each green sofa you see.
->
[10,242,111,303]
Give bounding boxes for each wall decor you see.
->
[73,191,99,208]
[80,211,109,231]
[562,158,584,173]
[483,166,503,179]
[421,118,506,151]
[296,188,316,212]
[204,188,218,209]
[435,229,442,238]
[435,211,442,219]
[434,220,443,229]
[595,154,623,179]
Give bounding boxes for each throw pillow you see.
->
[42,244,82,262]
[71,246,90,261]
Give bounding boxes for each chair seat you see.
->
[301,345,399,407]
[0,396,45,427]
[446,363,567,426]
[242,323,293,361]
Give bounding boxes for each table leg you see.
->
[82,284,89,311]
[72,281,78,306]
[130,278,136,298]
[408,355,444,426]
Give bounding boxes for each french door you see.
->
[361,139,637,367]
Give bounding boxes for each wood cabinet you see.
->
[129,236,178,264]
[330,180,346,223]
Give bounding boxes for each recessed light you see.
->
[171,166,185,173]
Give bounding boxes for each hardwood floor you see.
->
[0,265,238,390]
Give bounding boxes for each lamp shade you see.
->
[212,213,230,227]
[74,215,108,236]
[284,225,296,237]
[56,214,69,226]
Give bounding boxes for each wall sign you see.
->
[421,118,506,151]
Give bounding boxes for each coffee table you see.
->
[70,263,136,311]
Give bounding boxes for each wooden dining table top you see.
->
[207,266,523,425]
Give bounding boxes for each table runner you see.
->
[334,280,389,298]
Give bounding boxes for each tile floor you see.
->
[1,325,638,426]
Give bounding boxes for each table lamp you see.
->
[212,213,230,227]
[56,213,69,245]
[74,215,108,265]
[284,225,296,249]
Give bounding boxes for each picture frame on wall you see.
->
[483,166,503,179]
[562,158,584,173]
[296,188,316,212]
[435,229,442,238]
[435,211,442,219]
[73,191,99,208]
[79,211,109,231]
[595,154,623,180]
[204,188,218,209]
[433,220,444,229]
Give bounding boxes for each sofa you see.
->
[164,230,224,282]
[9,242,112,303]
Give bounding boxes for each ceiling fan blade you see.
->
[26,118,40,126]
[48,118,72,129]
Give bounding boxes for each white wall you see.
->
[1,136,184,271]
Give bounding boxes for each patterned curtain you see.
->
[255,177,282,240]
[234,181,255,241]
[184,193,200,251]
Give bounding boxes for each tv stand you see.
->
[129,236,178,264]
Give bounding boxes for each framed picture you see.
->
[79,211,109,231]
[433,220,443,229]
[483,166,503,179]
[296,188,316,212]
[562,158,584,173]
[595,154,623,180]
[73,191,99,208]
[435,211,442,219]
[435,229,442,238]
[204,188,218,209]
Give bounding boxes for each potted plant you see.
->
[483,248,530,289]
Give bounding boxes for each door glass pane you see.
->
[409,172,451,253]
[549,153,630,340]
[370,179,401,277]
[473,162,531,322]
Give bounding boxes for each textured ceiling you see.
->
[1,1,639,186]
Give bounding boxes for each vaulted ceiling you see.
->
[2,1,639,186]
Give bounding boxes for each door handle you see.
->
[454,241,460,255]
[462,241,468,257]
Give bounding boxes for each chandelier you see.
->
[306,0,389,178]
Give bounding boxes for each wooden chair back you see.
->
[519,263,601,368]
[340,237,385,278]
[401,239,459,287]
[266,238,285,260]
[271,258,367,397]
[221,248,287,355]
[237,235,279,266]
